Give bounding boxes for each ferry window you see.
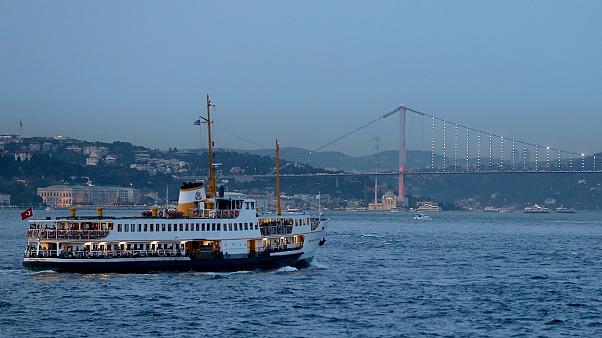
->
[144,224,148,232]
[234,223,238,231]
[168,224,172,231]
[150,224,154,232]
[162,224,166,232]
[202,223,205,231]
[229,224,232,231]
[217,224,221,231]
[138,224,142,232]
[240,223,244,230]
[224,224,228,231]
[185,223,189,231]
[212,223,216,231]
[156,224,159,232]
[196,223,199,231]
[251,202,255,209]
[245,223,249,230]
[127,244,131,250]
[179,224,183,231]
[124,224,128,232]
[118,224,122,232]
[255,223,259,230]
[131,224,135,232]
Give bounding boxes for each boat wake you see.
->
[310,260,329,270]
[25,269,57,275]
[274,266,298,273]
[360,234,383,239]
[202,270,255,278]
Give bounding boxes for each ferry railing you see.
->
[27,229,110,240]
[24,249,187,259]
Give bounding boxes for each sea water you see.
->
[1,209,601,337]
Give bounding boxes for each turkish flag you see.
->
[21,207,33,220]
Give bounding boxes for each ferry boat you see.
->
[524,204,550,214]
[22,95,327,273]
[416,201,441,212]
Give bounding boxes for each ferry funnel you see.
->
[176,182,206,216]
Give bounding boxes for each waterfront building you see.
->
[37,185,140,207]
[382,192,397,211]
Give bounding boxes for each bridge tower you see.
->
[398,107,407,208]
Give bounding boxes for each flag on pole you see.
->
[20,120,23,127]
[193,120,201,125]
[21,207,33,220]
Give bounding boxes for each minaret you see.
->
[276,139,282,216]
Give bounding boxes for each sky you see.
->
[1,0,601,156]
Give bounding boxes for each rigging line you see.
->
[213,125,270,149]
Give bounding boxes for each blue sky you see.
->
[1,0,601,155]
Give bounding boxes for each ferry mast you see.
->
[201,94,217,198]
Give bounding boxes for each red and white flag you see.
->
[21,207,33,220]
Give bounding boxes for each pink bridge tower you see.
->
[398,106,407,208]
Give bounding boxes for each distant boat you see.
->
[524,204,550,214]
[483,206,500,213]
[413,213,432,221]
[556,206,576,214]
[416,201,441,212]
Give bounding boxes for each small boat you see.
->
[524,204,550,214]
[556,206,576,214]
[413,213,431,221]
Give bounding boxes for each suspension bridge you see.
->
[255,104,600,207]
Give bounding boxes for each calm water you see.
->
[1,209,602,337]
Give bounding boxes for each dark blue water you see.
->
[1,209,602,337]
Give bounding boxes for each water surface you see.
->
[1,209,601,337]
